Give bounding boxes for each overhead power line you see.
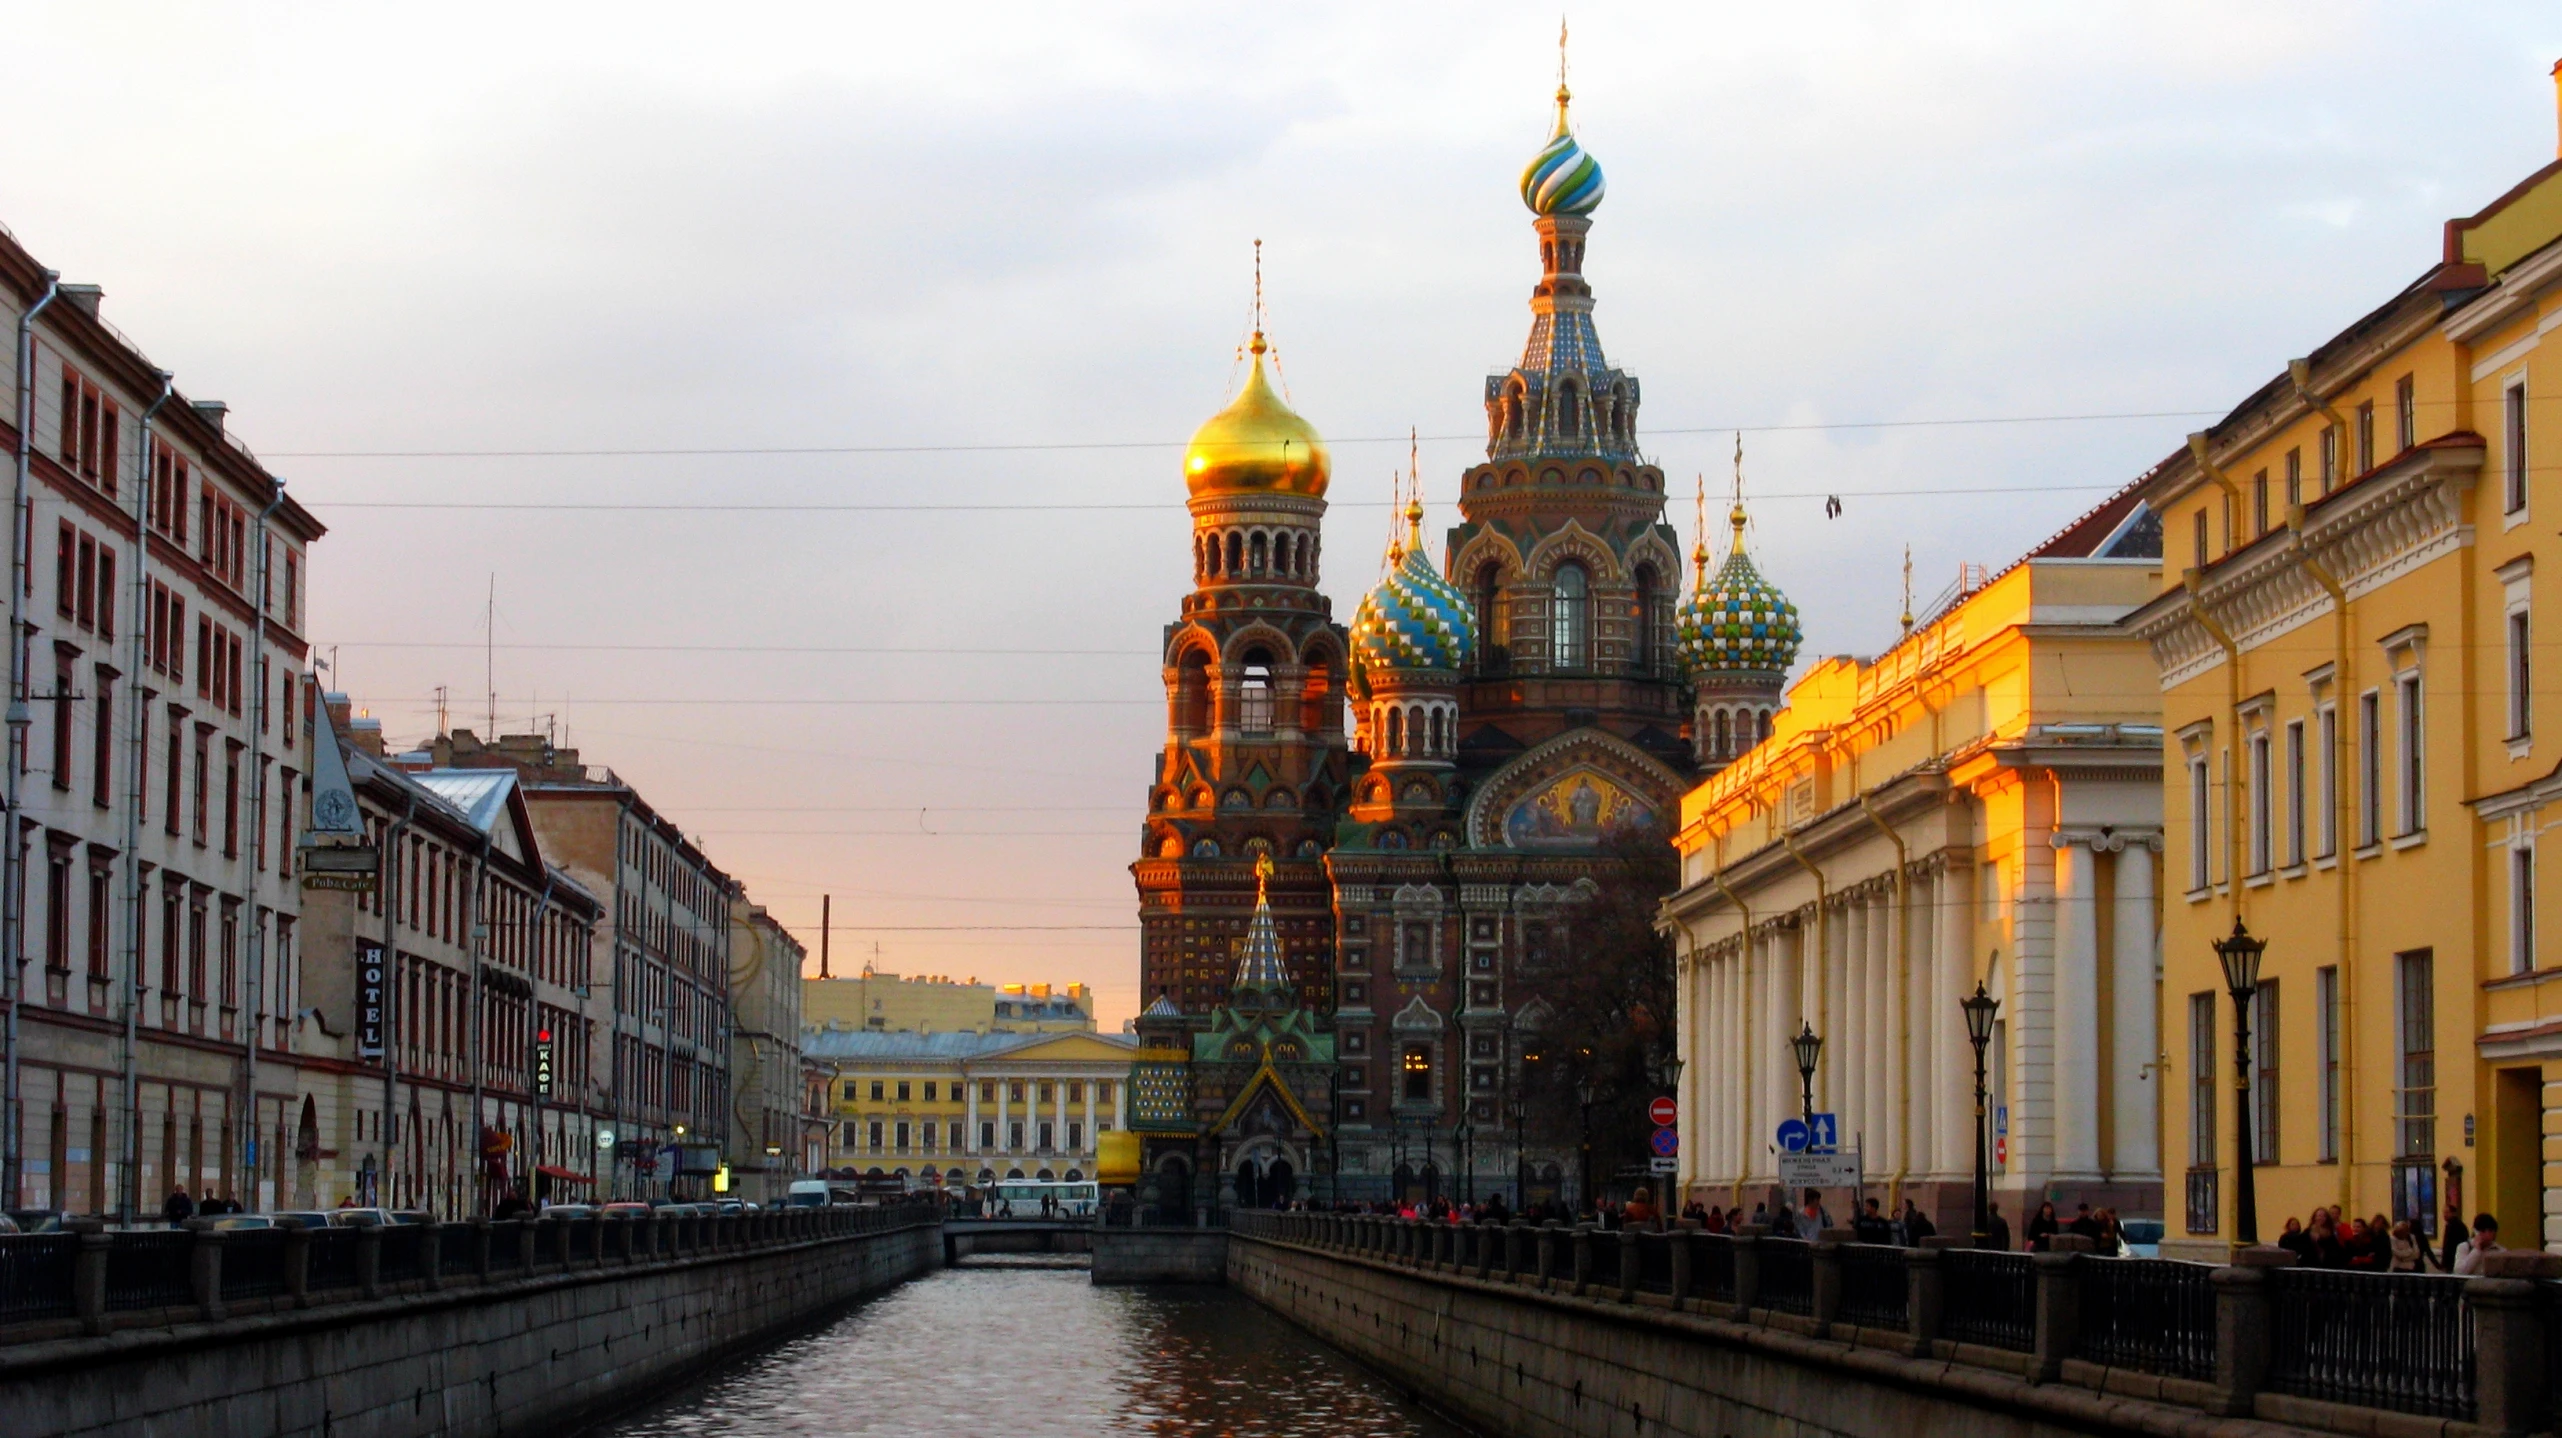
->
[263,409,2227,459]
[304,482,2123,513]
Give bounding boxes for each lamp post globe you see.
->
[1960,981,1999,1247]
[2213,915,2269,1247]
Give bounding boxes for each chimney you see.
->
[56,285,101,317]
[347,715,385,758]
[192,401,227,435]
[323,691,354,732]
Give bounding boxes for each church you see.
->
[1126,71,1802,1213]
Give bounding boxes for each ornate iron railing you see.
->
[220,1230,290,1302]
[0,1234,79,1323]
[1586,1228,1622,1290]
[2268,1268,2472,1420]
[377,1225,427,1285]
[1633,1231,1675,1295]
[2076,1257,2215,1379]
[1941,1249,2035,1352]
[1836,1244,1907,1330]
[305,1227,363,1292]
[1693,1232,1736,1304]
[102,1231,192,1312]
[1756,1237,1814,1315]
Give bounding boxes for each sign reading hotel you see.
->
[356,940,387,1059]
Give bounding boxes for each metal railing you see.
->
[377,1225,428,1286]
[103,1231,193,1312]
[306,1228,363,1292]
[2268,1268,2473,1420]
[1940,1249,2034,1352]
[1757,1236,1814,1315]
[1836,1243,1907,1330]
[1587,1229,1622,1291]
[1693,1231,1736,1304]
[221,1230,291,1302]
[2077,1257,2214,1379]
[0,1235,79,1324]
[1633,1231,1675,1296]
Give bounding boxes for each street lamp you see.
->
[1454,1118,1475,1208]
[2214,915,2268,1247]
[1961,982,1999,1247]
[1791,1023,1823,1124]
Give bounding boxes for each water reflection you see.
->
[599,1256,1474,1437]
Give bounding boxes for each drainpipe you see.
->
[1778,829,1831,1113]
[2181,572,2248,930]
[2288,494,2359,1211]
[1709,855,1751,1209]
[2187,433,2245,558]
[379,791,416,1206]
[236,478,283,1208]
[117,375,176,1224]
[1857,793,1911,1207]
[2289,360,2353,491]
[2,269,58,1209]
[465,829,489,1217]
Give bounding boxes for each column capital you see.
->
[2050,824,2163,853]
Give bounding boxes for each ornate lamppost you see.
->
[2214,916,2267,1247]
[1962,982,1998,1247]
[1790,1022,1822,1124]
[1455,1118,1475,1208]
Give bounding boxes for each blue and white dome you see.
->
[1351,511,1476,678]
[1678,520,1801,680]
[1521,93,1605,217]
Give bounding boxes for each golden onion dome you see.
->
[1184,336,1330,500]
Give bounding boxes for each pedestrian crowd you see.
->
[2270,1205,2510,1274]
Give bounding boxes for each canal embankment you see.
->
[0,1207,942,1438]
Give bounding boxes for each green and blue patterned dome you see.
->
[1521,88,1605,217]
[1678,506,1801,679]
[1351,505,1476,678]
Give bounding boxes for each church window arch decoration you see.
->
[1190,787,1213,810]
[1427,707,1445,755]
[1241,836,1273,858]
[1401,780,1436,804]
[1429,829,1458,850]
[1204,532,1222,576]
[1551,563,1590,670]
[1759,708,1774,742]
[1365,780,1389,804]
[1159,833,1184,858]
[1237,648,1276,733]
[1378,828,1409,850]
[1474,560,1511,675]
[1191,837,1221,858]
[1264,788,1295,809]
[1295,837,1322,857]
[1173,646,1213,733]
[1221,788,1252,809]
[1558,380,1581,439]
[1226,531,1244,575]
[1712,710,1731,759]
[1249,530,1268,574]
[1633,564,1662,676]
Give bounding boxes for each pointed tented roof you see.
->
[1231,854,1291,997]
[1143,991,1184,1019]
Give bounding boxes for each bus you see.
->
[987,1178,1098,1217]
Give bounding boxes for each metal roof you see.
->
[411,769,518,836]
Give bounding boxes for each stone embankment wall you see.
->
[1228,1230,2351,1438]
[1090,1227,1226,1284]
[2,1218,941,1438]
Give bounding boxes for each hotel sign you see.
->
[356,940,387,1059]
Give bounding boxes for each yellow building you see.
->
[804,1029,1135,1184]
[801,971,1097,1035]
[1662,502,2165,1231]
[2125,93,2562,1257]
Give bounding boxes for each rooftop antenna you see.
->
[819,894,831,979]
[483,573,496,735]
[432,684,448,737]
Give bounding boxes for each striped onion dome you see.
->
[1520,91,1605,216]
[1678,512,1801,679]
[1351,506,1476,678]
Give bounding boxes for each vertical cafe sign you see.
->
[357,940,387,1059]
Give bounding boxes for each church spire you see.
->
[1231,854,1292,1003]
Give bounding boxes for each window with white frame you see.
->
[2503,559,2533,745]
[2284,719,2307,868]
[2358,691,2382,848]
[2315,965,2341,1162]
[2247,727,2273,876]
[2505,379,2529,516]
[2512,839,2536,975]
[2511,609,2533,742]
[2187,748,2212,892]
[2252,979,2279,1161]
[2189,992,2217,1167]
[2396,671,2424,836]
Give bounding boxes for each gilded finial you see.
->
[1555,16,1572,127]
[1900,545,1914,633]
[1405,426,1426,547]
[1691,473,1709,576]
[1250,238,1266,355]
[1255,851,1275,895]
[1728,431,1749,551]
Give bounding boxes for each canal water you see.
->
[595,1254,1477,1437]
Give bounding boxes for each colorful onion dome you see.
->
[1520,88,1605,217]
[1185,335,1330,499]
[1679,501,1802,678]
[1351,503,1476,678]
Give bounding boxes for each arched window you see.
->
[1633,565,1660,675]
[1202,534,1219,577]
[1249,531,1268,574]
[1476,562,1508,675]
[1427,708,1444,756]
[1401,1044,1433,1101]
[1385,706,1404,756]
[1552,563,1589,670]
[1174,649,1211,734]
[1712,710,1730,758]
[1238,652,1274,734]
[1759,708,1774,742]
[1226,531,1243,575]
[1558,381,1580,439]
[1506,382,1527,440]
[1300,653,1335,735]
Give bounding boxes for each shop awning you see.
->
[535,1165,595,1183]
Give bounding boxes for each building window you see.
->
[896,1080,910,1102]
[1551,563,1589,669]
[979,1121,995,1149]
[2396,375,2416,453]
[2316,965,2341,1162]
[2355,400,2375,476]
[2513,842,2537,976]
[949,1121,963,1150]
[867,1121,883,1152]
[869,1081,884,1101]
[2188,991,2217,1169]
[1238,660,1274,734]
[2186,750,2211,892]
[2251,471,2267,537]
[2358,691,2382,848]
[894,1121,910,1151]
[2509,605,2533,742]
[2247,728,2272,876]
[2283,719,2306,868]
[2505,380,2529,515]
[2395,949,2435,1159]
[1067,1121,1082,1150]
[2314,704,2338,859]
[1008,1121,1024,1149]
[2190,510,2208,572]
[1401,1043,1432,1102]
[2284,449,2301,510]
[2251,979,2278,1163]
[2319,425,2338,495]
[2395,672,2424,836]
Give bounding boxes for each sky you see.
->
[2,2,2556,1028]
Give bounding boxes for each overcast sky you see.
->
[3,3,2555,1026]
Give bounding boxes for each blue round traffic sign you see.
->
[1775,1118,1810,1153]
[1650,1126,1679,1157]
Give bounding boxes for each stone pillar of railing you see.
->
[354,1217,384,1300]
[1536,1222,1561,1289]
[73,1221,110,1335]
[1669,1227,1694,1309]
[1731,1224,1767,1321]
[618,1215,640,1264]
[187,1221,227,1322]
[1477,1223,1497,1279]
[281,1219,311,1310]
[1570,1225,1594,1297]
[552,1215,573,1270]
[1503,1222,1525,1281]
[651,1211,671,1261]
[2471,1251,2562,1437]
[517,1217,538,1271]
[1906,1237,1954,1354]
[2029,1233,2094,1382]
[417,1216,443,1292]
[467,1217,491,1282]
[1811,1227,1856,1334]
[2208,1245,2294,1416]
[1617,1228,1640,1303]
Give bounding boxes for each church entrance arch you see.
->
[1229,1140,1302,1210]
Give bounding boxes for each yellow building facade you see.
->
[1663,523,2165,1230]
[2126,131,2562,1257]
[804,1029,1135,1184]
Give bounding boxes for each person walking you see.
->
[2024,1200,2060,1251]
[161,1187,195,1227]
[1982,1201,2012,1252]
[2387,1220,2431,1272]
[1899,1199,1936,1245]
[2454,1213,2505,1274]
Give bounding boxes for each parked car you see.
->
[2120,1218,2165,1259]
[207,1215,277,1230]
[538,1203,597,1219]
[599,1202,653,1220]
[271,1211,338,1230]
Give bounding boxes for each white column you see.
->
[2111,840,2162,1180]
[1083,1079,1096,1160]
[2052,836,2103,1183]
[964,1075,979,1156]
[1757,928,1781,1184]
[1843,897,1869,1147]
[1866,889,1892,1176]
[1935,864,1974,1183]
